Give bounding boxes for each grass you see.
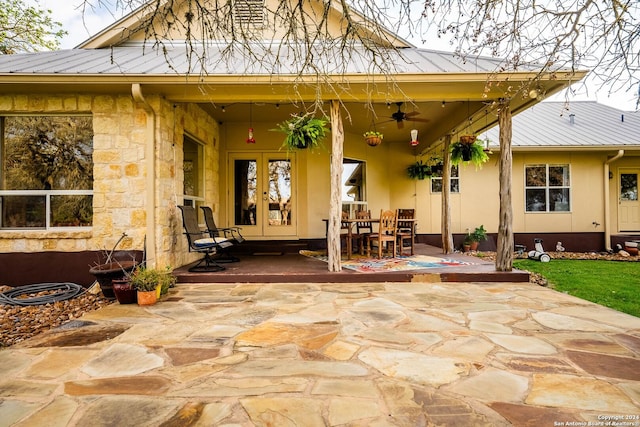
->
[513,259,640,318]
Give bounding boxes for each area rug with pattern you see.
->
[299,250,475,273]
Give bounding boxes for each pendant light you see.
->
[246,103,256,144]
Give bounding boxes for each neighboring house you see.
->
[483,101,640,252]
[0,0,583,285]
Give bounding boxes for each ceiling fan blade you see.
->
[397,120,404,129]
[407,118,430,123]
[404,111,420,118]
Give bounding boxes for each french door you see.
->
[229,152,296,238]
[619,169,640,232]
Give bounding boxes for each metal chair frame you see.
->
[201,206,243,263]
[178,205,232,272]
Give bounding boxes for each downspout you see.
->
[131,83,157,267]
[604,150,624,251]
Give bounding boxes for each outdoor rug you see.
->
[300,250,475,273]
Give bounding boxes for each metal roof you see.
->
[0,43,530,76]
[485,101,640,148]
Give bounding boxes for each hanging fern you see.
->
[450,140,489,168]
[272,113,329,151]
[407,160,432,180]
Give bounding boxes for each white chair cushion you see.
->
[194,237,231,248]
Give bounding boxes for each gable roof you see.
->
[485,101,640,150]
[77,0,413,50]
[0,45,517,76]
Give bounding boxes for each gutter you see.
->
[131,83,157,267]
[604,150,625,251]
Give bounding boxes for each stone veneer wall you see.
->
[0,93,220,272]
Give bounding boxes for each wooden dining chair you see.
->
[367,209,397,258]
[339,211,352,256]
[396,208,415,256]
[354,210,373,255]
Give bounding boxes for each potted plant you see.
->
[407,160,432,180]
[130,267,161,306]
[158,266,176,297]
[428,155,444,175]
[88,233,139,299]
[272,113,329,151]
[112,275,137,304]
[450,138,489,167]
[363,130,383,146]
[463,225,488,251]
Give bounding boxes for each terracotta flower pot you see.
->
[459,135,476,144]
[365,136,382,146]
[137,290,157,306]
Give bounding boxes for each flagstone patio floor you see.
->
[1,280,639,426]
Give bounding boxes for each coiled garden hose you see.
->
[0,282,86,306]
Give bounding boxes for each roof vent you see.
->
[234,0,265,26]
[569,113,575,125]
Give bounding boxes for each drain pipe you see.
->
[131,83,157,267]
[604,150,624,251]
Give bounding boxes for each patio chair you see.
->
[177,205,232,272]
[354,210,373,255]
[340,211,353,256]
[367,209,397,258]
[396,208,415,256]
[201,205,243,263]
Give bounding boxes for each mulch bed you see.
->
[0,285,112,348]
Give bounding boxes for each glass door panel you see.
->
[230,153,296,238]
[619,170,640,231]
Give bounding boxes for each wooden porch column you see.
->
[441,134,454,253]
[496,100,514,271]
[327,100,344,272]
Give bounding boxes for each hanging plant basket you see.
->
[407,160,432,180]
[272,113,329,151]
[459,135,477,144]
[450,140,489,168]
[363,131,383,147]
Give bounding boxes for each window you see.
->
[0,116,93,229]
[431,166,459,193]
[525,164,570,212]
[342,159,367,217]
[182,135,204,211]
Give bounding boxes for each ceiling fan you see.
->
[386,102,429,129]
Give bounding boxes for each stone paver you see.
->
[1,281,639,426]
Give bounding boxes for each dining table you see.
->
[323,217,417,260]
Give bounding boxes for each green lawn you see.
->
[513,259,640,318]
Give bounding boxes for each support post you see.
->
[327,100,344,271]
[496,100,514,271]
[441,134,454,253]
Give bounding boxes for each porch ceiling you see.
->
[191,77,573,153]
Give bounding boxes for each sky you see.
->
[33,0,639,111]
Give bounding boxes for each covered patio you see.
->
[174,243,530,284]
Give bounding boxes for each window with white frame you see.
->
[525,164,571,212]
[182,134,204,210]
[431,166,459,193]
[0,115,93,229]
